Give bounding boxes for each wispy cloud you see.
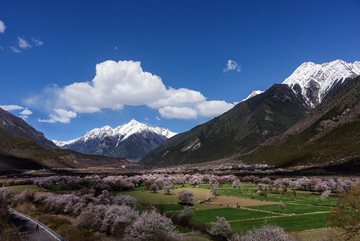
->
[18,37,31,49]
[32,38,43,46]
[10,46,21,53]
[0,105,24,111]
[223,59,241,72]
[0,20,5,33]
[38,108,77,124]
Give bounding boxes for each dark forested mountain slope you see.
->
[242,76,360,167]
[0,108,57,149]
[141,84,309,167]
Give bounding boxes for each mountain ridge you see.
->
[282,59,360,107]
[140,83,309,167]
[0,107,58,150]
[53,119,177,161]
[241,75,360,168]
[141,59,360,167]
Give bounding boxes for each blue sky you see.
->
[0,0,359,141]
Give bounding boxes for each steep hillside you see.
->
[141,84,309,167]
[0,108,57,149]
[242,76,360,167]
[53,120,176,161]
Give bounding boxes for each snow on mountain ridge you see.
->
[242,90,264,102]
[282,59,360,107]
[53,119,177,147]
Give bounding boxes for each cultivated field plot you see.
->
[116,182,337,235]
[122,187,211,204]
[212,196,278,206]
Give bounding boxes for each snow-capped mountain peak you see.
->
[242,90,264,102]
[282,60,360,107]
[53,119,177,147]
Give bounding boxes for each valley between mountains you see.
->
[1,59,360,173]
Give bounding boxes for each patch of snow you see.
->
[242,90,264,102]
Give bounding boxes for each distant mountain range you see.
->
[141,60,360,168]
[53,120,176,161]
[0,108,140,171]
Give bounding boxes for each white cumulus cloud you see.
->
[223,59,241,72]
[20,109,32,115]
[18,37,31,49]
[38,109,77,123]
[159,106,198,119]
[34,60,235,122]
[0,105,24,111]
[0,20,5,33]
[196,101,235,117]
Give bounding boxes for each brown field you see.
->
[211,196,278,206]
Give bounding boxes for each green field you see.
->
[6,185,42,192]
[192,208,279,223]
[121,187,211,204]
[117,184,336,235]
[248,204,331,214]
[230,213,331,232]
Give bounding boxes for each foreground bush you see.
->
[178,190,194,206]
[210,216,233,241]
[125,210,182,240]
[327,185,360,240]
[232,224,295,241]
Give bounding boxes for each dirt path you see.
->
[10,209,64,241]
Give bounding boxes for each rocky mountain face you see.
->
[53,120,176,161]
[283,60,360,108]
[242,75,360,170]
[141,60,360,168]
[0,108,57,149]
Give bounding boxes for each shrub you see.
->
[178,190,194,206]
[327,185,360,240]
[210,216,232,241]
[234,224,295,241]
[124,210,181,240]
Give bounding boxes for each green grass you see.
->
[184,233,211,241]
[153,204,184,212]
[230,213,330,233]
[6,185,41,192]
[192,208,279,223]
[291,198,338,207]
[133,186,147,191]
[217,191,287,202]
[135,205,147,212]
[247,204,331,214]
